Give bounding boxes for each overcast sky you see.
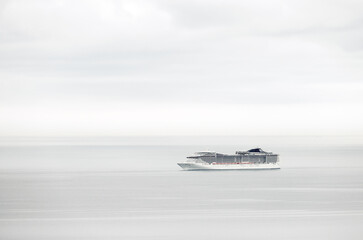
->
[0,0,363,136]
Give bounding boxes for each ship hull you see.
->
[177,162,280,171]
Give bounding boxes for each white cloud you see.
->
[0,0,362,136]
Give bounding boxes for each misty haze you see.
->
[1,0,363,239]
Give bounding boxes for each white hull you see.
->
[177,162,280,170]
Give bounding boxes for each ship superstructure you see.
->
[177,148,280,170]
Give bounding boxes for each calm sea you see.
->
[0,136,362,239]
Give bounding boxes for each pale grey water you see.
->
[0,137,363,239]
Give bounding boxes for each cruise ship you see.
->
[177,148,280,170]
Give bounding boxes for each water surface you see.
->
[0,137,362,239]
